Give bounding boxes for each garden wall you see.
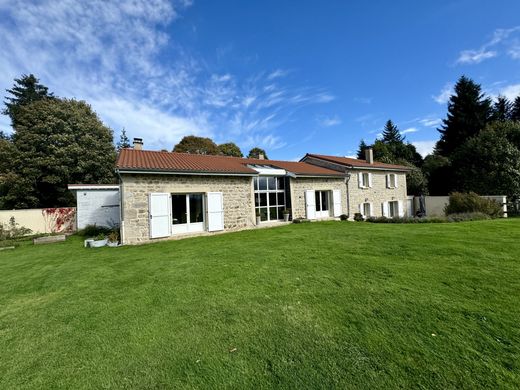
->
[414,196,508,217]
[0,208,76,234]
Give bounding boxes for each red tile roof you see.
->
[116,149,344,177]
[303,153,412,171]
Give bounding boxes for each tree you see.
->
[247,147,268,159]
[173,135,219,155]
[381,120,403,143]
[117,128,131,150]
[3,74,54,127]
[356,139,367,159]
[422,154,452,196]
[491,96,512,122]
[436,76,491,157]
[218,142,243,157]
[512,96,520,122]
[0,98,116,209]
[402,163,428,196]
[450,121,520,198]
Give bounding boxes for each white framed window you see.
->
[386,173,398,189]
[254,176,286,222]
[363,202,371,217]
[358,172,372,188]
[388,201,399,218]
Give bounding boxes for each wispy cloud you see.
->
[412,140,436,157]
[0,1,334,153]
[400,127,418,135]
[354,97,372,104]
[456,26,520,65]
[433,83,453,104]
[316,115,342,127]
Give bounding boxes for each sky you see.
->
[1,0,520,160]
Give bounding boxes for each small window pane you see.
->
[189,194,204,223]
[363,203,370,216]
[255,193,260,207]
[269,207,277,220]
[254,177,258,190]
[269,193,277,207]
[259,207,268,221]
[278,206,285,218]
[315,191,321,211]
[362,173,369,187]
[268,177,276,190]
[259,177,267,190]
[259,193,267,207]
[277,192,285,206]
[276,177,285,190]
[171,194,187,224]
[321,191,329,211]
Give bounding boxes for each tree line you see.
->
[357,75,520,199]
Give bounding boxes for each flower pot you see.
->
[283,213,290,222]
[256,216,261,225]
[90,239,107,248]
[107,241,119,247]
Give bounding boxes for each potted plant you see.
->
[90,233,108,248]
[256,210,261,225]
[283,208,291,222]
[107,230,119,247]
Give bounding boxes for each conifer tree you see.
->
[491,96,512,122]
[511,96,520,121]
[356,139,367,159]
[117,128,131,150]
[381,120,403,143]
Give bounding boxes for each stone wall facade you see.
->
[348,170,408,217]
[120,174,255,244]
[289,177,347,219]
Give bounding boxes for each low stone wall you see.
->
[289,177,347,219]
[120,174,255,244]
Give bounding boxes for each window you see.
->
[387,174,397,188]
[315,190,330,218]
[361,172,370,188]
[171,193,205,234]
[363,202,371,217]
[254,176,286,222]
[388,201,399,218]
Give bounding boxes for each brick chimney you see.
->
[365,148,374,164]
[133,138,143,151]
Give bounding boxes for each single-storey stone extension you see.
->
[115,142,410,244]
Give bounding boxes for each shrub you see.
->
[365,216,446,224]
[292,218,310,224]
[446,212,490,222]
[77,224,111,237]
[445,192,502,218]
[339,214,349,221]
[0,217,32,241]
[353,213,364,222]
[107,230,119,243]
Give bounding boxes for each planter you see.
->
[256,216,261,225]
[89,238,107,248]
[107,241,119,247]
[283,213,290,222]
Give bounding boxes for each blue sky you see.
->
[1,0,520,160]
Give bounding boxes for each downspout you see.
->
[344,170,351,219]
[116,169,125,245]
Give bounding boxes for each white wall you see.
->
[0,208,76,234]
[76,190,120,229]
[414,195,507,217]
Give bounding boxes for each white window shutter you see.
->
[207,192,224,231]
[368,173,373,188]
[305,190,316,220]
[357,172,363,189]
[369,202,373,217]
[398,200,404,217]
[149,193,171,238]
[359,203,363,216]
[332,189,341,217]
[395,174,399,188]
[382,201,388,217]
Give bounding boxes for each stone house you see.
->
[115,140,410,244]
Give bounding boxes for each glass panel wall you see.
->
[254,176,286,222]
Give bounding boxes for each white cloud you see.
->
[419,118,442,128]
[316,115,341,127]
[433,83,453,104]
[267,69,290,80]
[354,97,372,104]
[456,49,497,64]
[500,84,520,101]
[412,141,436,157]
[400,127,418,135]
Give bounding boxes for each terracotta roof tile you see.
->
[116,149,344,177]
[304,154,412,171]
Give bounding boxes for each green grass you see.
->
[0,220,519,389]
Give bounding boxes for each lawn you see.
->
[0,220,519,389]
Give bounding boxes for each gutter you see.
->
[115,168,258,177]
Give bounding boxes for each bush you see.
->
[446,212,490,222]
[0,217,32,241]
[77,224,111,237]
[353,213,364,222]
[365,216,446,224]
[445,192,502,218]
[339,214,349,221]
[292,218,310,224]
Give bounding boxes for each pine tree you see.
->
[381,120,403,143]
[116,128,131,150]
[3,74,54,126]
[436,76,491,157]
[491,96,512,122]
[356,139,367,159]
[512,96,520,121]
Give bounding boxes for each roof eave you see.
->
[115,168,258,177]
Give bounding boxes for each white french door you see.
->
[315,191,331,218]
[171,193,205,234]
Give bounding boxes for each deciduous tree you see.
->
[218,142,243,157]
[173,135,219,155]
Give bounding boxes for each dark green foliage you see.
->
[353,212,364,221]
[512,96,520,121]
[173,135,219,155]
[491,96,512,122]
[436,76,492,158]
[77,224,112,237]
[116,128,131,150]
[2,74,54,127]
[450,122,520,197]
[291,217,310,223]
[445,212,491,222]
[444,192,502,217]
[356,139,367,159]
[422,154,452,195]
[247,147,268,159]
[339,214,348,220]
[0,99,116,209]
[365,216,446,223]
[218,142,243,157]
[381,119,404,143]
